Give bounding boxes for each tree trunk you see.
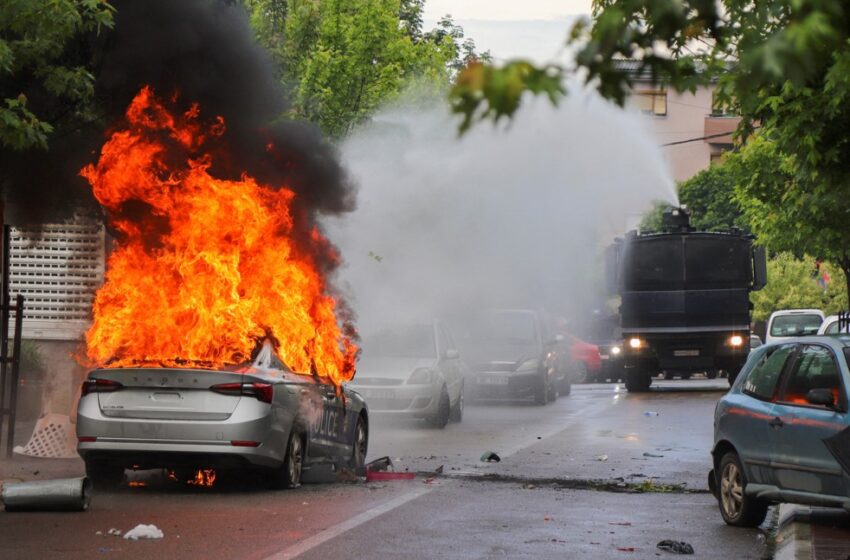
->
[842,258,850,310]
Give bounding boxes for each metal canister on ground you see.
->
[1,477,91,512]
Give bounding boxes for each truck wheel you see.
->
[625,369,651,392]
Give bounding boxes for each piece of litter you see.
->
[96,531,103,536]
[123,524,164,540]
[657,540,694,554]
[609,522,632,526]
[365,456,393,472]
[595,454,608,462]
[617,547,636,552]
[434,465,444,474]
[480,451,501,463]
[107,529,122,537]
[643,411,659,416]
[643,452,664,458]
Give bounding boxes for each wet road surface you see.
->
[0,380,771,559]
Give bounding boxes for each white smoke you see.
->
[327,89,677,333]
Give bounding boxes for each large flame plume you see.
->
[80,87,357,385]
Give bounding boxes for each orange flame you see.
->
[188,468,216,488]
[80,87,357,385]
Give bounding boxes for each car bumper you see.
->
[348,384,439,418]
[76,394,285,469]
[467,371,539,400]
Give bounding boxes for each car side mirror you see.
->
[806,388,837,409]
[444,349,460,360]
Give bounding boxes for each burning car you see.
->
[77,343,368,489]
[348,322,466,428]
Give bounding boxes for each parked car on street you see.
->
[710,335,850,526]
[348,321,466,428]
[454,309,572,404]
[765,309,824,344]
[818,313,850,335]
[77,343,369,489]
[564,334,602,383]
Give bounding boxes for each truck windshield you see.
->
[623,235,751,290]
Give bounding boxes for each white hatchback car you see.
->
[765,309,824,344]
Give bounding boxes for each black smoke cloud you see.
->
[0,0,355,233]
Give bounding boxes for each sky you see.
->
[423,0,593,63]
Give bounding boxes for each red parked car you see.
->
[565,334,602,383]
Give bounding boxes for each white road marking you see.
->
[262,485,433,560]
[263,392,612,559]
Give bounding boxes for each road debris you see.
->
[642,452,664,458]
[595,454,609,462]
[123,524,164,540]
[336,467,359,483]
[1,477,91,512]
[609,522,632,526]
[617,546,636,552]
[107,528,122,536]
[365,456,393,472]
[435,465,444,474]
[643,411,660,416]
[657,540,695,554]
[480,451,501,462]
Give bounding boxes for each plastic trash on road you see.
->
[124,524,164,540]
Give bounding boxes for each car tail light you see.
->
[230,440,261,447]
[210,382,273,404]
[77,436,97,443]
[81,378,123,397]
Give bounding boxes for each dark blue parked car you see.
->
[710,335,850,526]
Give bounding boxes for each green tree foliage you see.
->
[0,0,114,150]
[750,253,847,322]
[245,0,483,137]
[450,0,850,301]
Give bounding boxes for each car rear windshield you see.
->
[770,314,823,337]
[364,326,436,358]
[474,311,537,343]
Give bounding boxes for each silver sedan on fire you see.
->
[76,344,369,489]
[348,322,466,428]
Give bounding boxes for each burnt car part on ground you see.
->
[348,321,465,428]
[606,207,766,392]
[76,343,369,490]
[453,309,572,404]
[710,336,850,527]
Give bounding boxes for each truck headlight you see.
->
[629,337,643,349]
[729,335,744,347]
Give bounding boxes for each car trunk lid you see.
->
[90,368,253,421]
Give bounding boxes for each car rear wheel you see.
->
[718,451,768,527]
[427,386,451,428]
[533,373,550,405]
[559,373,572,396]
[573,362,589,384]
[348,417,368,473]
[85,461,125,490]
[449,384,464,423]
[269,430,304,489]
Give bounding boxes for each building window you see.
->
[634,89,667,116]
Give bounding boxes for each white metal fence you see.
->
[9,220,105,340]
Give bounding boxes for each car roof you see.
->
[760,335,850,348]
[768,309,824,318]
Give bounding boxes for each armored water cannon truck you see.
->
[606,206,767,392]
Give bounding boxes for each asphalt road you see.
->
[0,379,770,559]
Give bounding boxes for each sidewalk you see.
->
[775,504,850,560]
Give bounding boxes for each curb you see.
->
[775,504,850,560]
